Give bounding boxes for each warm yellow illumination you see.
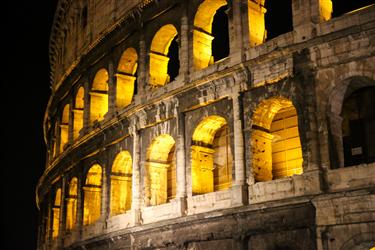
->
[193,0,227,69]
[52,188,61,239]
[73,87,84,140]
[146,134,176,205]
[149,24,178,86]
[191,116,232,194]
[116,48,138,108]
[90,69,109,124]
[248,0,267,47]
[60,104,70,152]
[251,97,303,182]
[320,0,332,21]
[83,164,102,225]
[66,178,78,231]
[110,151,132,216]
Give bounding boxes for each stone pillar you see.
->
[176,111,186,198]
[68,99,74,144]
[137,31,147,94]
[232,93,246,185]
[58,177,67,247]
[179,4,189,79]
[82,80,91,133]
[76,175,83,238]
[107,60,115,118]
[131,124,141,224]
[292,0,315,42]
[100,163,107,227]
[229,0,244,63]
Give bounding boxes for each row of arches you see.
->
[47,96,305,239]
[51,0,373,157]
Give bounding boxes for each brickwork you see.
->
[37,0,375,249]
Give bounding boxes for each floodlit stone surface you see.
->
[37,0,375,249]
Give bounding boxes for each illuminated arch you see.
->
[116,48,138,108]
[149,24,178,86]
[52,188,61,239]
[110,151,132,216]
[146,134,176,205]
[191,115,232,195]
[89,69,109,124]
[83,164,102,225]
[66,177,78,231]
[73,87,84,140]
[251,97,303,182]
[193,0,228,69]
[60,104,70,152]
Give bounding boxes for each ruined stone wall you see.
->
[37,0,375,249]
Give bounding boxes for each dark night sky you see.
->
[3,1,57,249]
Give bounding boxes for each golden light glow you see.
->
[149,24,178,86]
[90,69,109,124]
[248,0,267,47]
[191,116,232,195]
[146,134,176,205]
[66,177,78,231]
[60,104,70,152]
[83,164,102,226]
[52,188,61,239]
[193,0,227,69]
[116,48,138,108]
[73,87,84,140]
[320,0,332,21]
[251,97,303,182]
[110,151,132,216]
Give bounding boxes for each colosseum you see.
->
[36,0,375,249]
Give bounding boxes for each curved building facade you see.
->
[37,0,375,249]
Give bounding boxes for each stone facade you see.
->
[37,0,375,249]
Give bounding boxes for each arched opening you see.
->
[65,177,78,231]
[146,134,176,205]
[191,115,232,195]
[251,97,303,182]
[52,188,61,239]
[342,87,375,167]
[89,69,109,124]
[110,151,132,216]
[60,104,70,152]
[332,0,374,18]
[83,164,102,225]
[149,25,179,87]
[116,48,138,108]
[73,87,84,140]
[264,0,293,40]
[193,0,229,69]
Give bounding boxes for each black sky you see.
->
[3,1,57,249]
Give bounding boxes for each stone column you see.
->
[179,3,189,79]
[76,175,83,238]
[137,31,147,94]
[82,80,91,133]
[176,111,186,198]
[58,177,66,247]
[131,124,141,224]
[232,92,245,185]
[107,60,115,118]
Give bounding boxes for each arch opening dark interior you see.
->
[212,5,229,62]
[265,0,293,40]
[332,0,375,18]
[342,86,375,167]
[167,37,180,82]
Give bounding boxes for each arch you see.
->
[89,69,109,124]
[146,134,176,205]
[193,0,228,69]
[149,24,179,86]
[251,97,303,182]
[73,87,84,140]
[110,151,133,216]
[52,188,61,239]
[327,76,375,168]
[116,48,138,108]
[83,164,102,225]
[66,177,78,231]
[191,115,232,194]
[60,104,70,152]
